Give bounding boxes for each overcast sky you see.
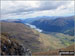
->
[1,0,74,20]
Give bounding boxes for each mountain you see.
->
[31,16,74,36]
[0,22,74,54]
[0,22,42,52]
[0,19,23,23]
[21,16,58,23]
[0,16,58,24]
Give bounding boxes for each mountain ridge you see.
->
[31,16,74,36]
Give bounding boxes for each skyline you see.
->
[1,0,74,20]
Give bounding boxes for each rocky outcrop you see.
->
[1,33,32,56]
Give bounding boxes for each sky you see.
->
[1,0,75,20]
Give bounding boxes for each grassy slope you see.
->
[32,29,74,52]
[55,33,74,46]
[32,44,75,55]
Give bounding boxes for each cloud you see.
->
[1,0,74,19]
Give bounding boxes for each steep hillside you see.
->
[31,16,74,36]
[1,22,42,52]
